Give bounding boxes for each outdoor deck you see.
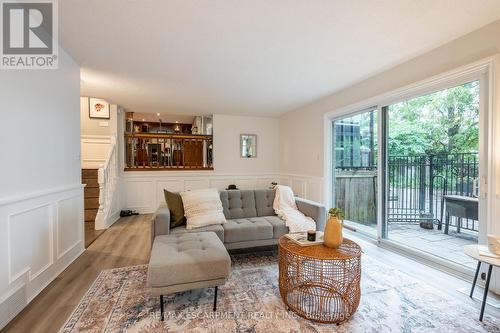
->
[346,221,477,269]
[388,224,477,269]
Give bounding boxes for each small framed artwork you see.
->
[89,98,110,119]
[240,134,257,158]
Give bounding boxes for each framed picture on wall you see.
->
[89,98,110,119]
[240,134,257,158]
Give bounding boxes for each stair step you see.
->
[82,177,99,187]
[82,168,100,223]
[82,169,98,179]
[84,186,99,198]
[85,208,98,222]
[84,198,100,209]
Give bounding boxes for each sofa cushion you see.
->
[148,232,231,288]
[163,190,186,228]
[260,215,288,238]
[219,190,257,219]
[170,224,225,243]
[223,217,273,243]
[181,188,226,230]
[255,189,276,217]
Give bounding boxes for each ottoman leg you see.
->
[213,286,218,311]
[160,295,164,321]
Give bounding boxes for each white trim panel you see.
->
[278,174,324,204]
[123,173,280,213]
[0,186,84,330]
[81,135,111,169]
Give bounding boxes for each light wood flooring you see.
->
[84,223,105,248]
[1,214,152,333]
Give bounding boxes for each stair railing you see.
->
[95,136,117,229]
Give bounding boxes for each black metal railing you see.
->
[334,152,479,232]
[387,152,479,231]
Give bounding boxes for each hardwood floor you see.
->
[346,231,500,319]
[84,223,105,248]
[1,214,152,333]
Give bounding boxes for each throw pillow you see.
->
[163,190,186,228]
[180,188,226,229]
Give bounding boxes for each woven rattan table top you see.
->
[279,236,362,260]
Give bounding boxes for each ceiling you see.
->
[59,1,500,117]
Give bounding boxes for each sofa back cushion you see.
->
[181,188,227,230]
[219,190,257,219]
[255,189,276,216]
[163,190,186,228]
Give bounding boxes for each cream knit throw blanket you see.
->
[273,185,315,233]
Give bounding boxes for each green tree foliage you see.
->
[388,81,479,156]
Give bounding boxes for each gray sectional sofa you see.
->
[148,188,326,318]
[151,189,327,249]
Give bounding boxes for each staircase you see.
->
[81,136,118,247]
[82,169,102,246]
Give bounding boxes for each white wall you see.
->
[80,96,112,137]
[1,60,81,198]
[0,49,83,329]
[122,114,281,213]
[279,19,500,290]
[213,114,279,174]
[80,97,118,169]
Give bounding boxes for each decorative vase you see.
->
[324,215,343,248]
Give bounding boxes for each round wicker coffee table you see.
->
[278,236,362,323]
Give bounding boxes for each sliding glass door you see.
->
[382,81,481,269]
[332,108,378,237]
[331,78,486,270]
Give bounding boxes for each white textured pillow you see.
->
[181,188,226,230]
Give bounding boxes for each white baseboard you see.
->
[81,160,105,169]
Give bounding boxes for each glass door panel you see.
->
[333,109,378,237]
[384,80,480,269]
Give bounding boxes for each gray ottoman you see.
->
[147,232,231,320]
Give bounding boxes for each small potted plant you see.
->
[324,207,345,248]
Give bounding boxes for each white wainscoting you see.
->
[101,178,124,230]
[81,135,110,169]
[0,185,84,330]
[122,172,280,213]
[278,174,325,204]
[122,172,325,214]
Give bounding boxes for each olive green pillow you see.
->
[163,190,186,228]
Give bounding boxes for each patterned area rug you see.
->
[60,252,499,333]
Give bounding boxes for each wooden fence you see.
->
[335,169,377,225]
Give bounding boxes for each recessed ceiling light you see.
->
[142,118,145,121]
[156,113,160,116]
[175,121,179,123]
